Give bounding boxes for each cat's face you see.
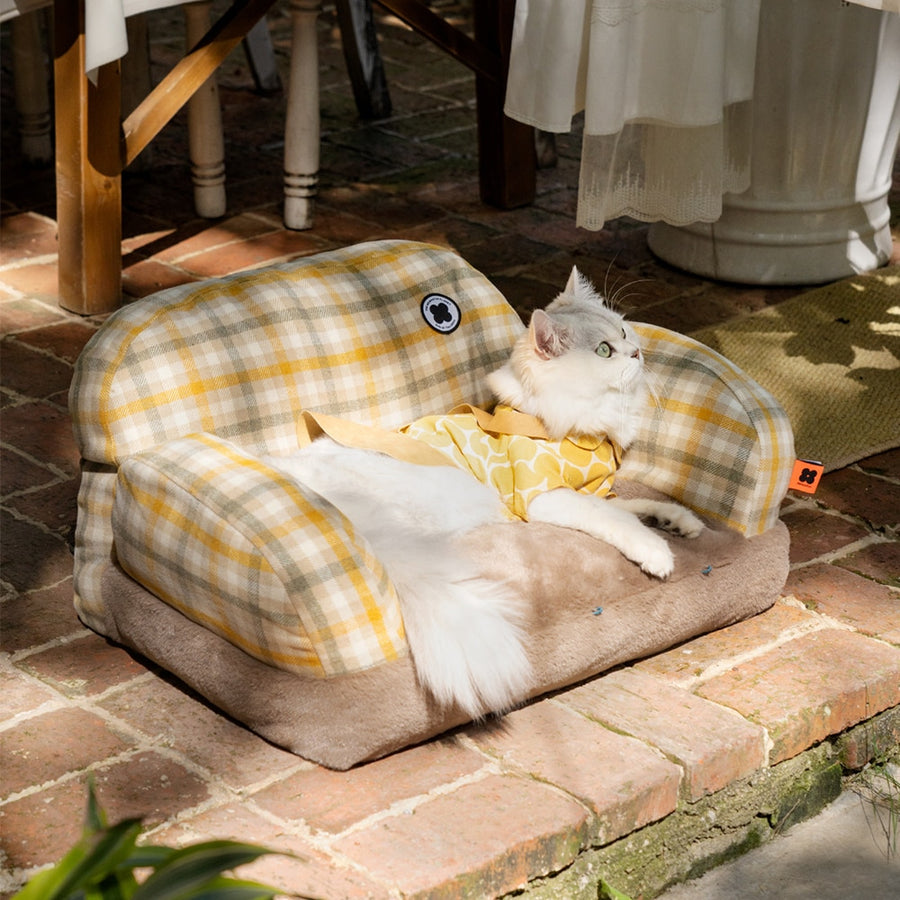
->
[534,268,643,390]
[488,267,647,444]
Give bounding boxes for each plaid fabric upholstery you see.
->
[627,323,795,536]
[113,433,405,675]
[70,239,793,668]
[70,240,524,633]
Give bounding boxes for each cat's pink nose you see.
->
[631,349,641,359]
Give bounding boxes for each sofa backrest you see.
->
[71,240,524,466]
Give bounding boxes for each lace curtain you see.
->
[504,0,761,228]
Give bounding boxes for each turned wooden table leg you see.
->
[184,0,227,218]
[283,0,321,230]
[54,0,123,315]
[12,12,53,164]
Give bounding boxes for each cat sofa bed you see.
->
[70,240,793,770]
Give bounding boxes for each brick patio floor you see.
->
[2,4,899,898]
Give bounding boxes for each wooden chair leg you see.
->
[12,11,52,165]
[184,1,227,218]
[472,0,535,209]
[243,16,282,93]
[334,0,391,120]
[283,0,321,230]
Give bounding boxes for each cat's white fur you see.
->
[264,268,703,718]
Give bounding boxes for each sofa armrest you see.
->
[111,432,407,675]
[623,324,795,536]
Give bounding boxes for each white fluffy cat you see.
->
[264,268,703,718]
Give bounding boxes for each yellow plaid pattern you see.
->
[113,434,406,675]
[70,239,793,673]
[627,323,795,536]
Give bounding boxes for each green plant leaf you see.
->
[84,778,109,834]
[12,842,90,900]
[131,840,279,900]
[57,819,144,898]
[120,845,177,869]
[177,875,283,900]
[13,817,141,900]
[599,879,633,900]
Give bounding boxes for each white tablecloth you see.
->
[1,0,186,71]
[504,0,899,229]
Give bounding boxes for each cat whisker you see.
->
[642,368,664,413]
[608,278,655,313]
[601,255,622,305]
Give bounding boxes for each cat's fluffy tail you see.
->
[375,532,533,718]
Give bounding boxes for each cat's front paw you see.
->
[630,533,675,579]
[654,504,705,539]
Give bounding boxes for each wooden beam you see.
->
[123,0,278,166]
[374,0,500,81]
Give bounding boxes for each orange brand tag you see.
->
[789,459,824,494]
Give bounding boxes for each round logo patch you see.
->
[421,293,461,334]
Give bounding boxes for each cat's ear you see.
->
[568,267,606,307]
[530,309,571,360]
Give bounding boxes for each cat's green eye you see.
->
[596,342,612,358]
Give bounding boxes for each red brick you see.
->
[560,669,767,800]
[459,233,558,277]
[0,777,87,869]
[152,214,284,263]
[12,319,98,364]
[0,401,81,476]
[0,339,73,399]
[0,511,75,593]
[0,297,67,333]
[0,260,60,302]
[100,676,301,790]
[814,467,900,531]
[179,230,326,278]
[856,448,900,479]
[781,506,870,564]
[696,629,900,763]
[1,708,131,799]
[0,444,58,497]
[121,258,198,298]
[5,476,80,537]
[834,539,900,588]
[637,600,823,687]
[469,699,680,842]
[334,773,589,898]
[835,706,900,770]
[1,579,85,653]
[0,212,58,262]
[19,633,148,697]
[786,563,900,644]
[159,803,390,899]
[296,202,382,246]
[92,751,212,826]
[251,739,486,833]
[0,666,60,721]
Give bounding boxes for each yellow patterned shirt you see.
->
[400,405,621,521]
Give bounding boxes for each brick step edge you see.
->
[512,705,900,900]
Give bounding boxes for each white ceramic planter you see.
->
[648,0,900,285]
